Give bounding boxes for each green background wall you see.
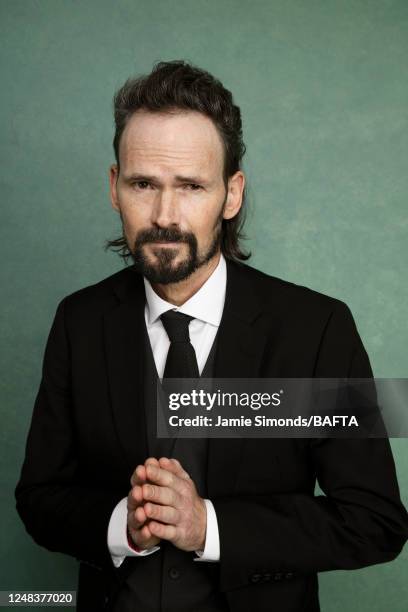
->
[1,1,407,610]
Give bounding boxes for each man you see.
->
[15,60,408,612]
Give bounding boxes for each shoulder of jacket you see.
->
[57,266,141,315]
[230,259,348,315]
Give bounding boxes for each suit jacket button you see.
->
[273,572,283,581]
[285,572,294,579]
[250,573,262,583]
[168,567,180,580]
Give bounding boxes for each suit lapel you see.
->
[103,268,148,474]
[207,259,268,497]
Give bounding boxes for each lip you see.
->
[151,241,181,247]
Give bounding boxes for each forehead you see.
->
[118,109,225,177]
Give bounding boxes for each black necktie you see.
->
[160,310,199,379]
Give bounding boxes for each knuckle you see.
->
[178,525,186,541]
[169,489,177,505]
[144,483,154,498]
[179,481,189,497]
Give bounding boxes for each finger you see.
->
[144,502,180,525]
[130,464,148,487]
[145,463,185,493]
[131,456,162,487]
[142,483,180,507]
[148,521,177,542]
[138,523,155,543]
[127,485,144,509]
[129,521,158,549]
[145,457,160,468]
[136,504,147,525]
[159,457,191,480]
[128,503,147,531]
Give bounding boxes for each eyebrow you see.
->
[123,173,209,185]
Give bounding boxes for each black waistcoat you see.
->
[112,320,228,612]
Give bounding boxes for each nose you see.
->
[150,188,180,228]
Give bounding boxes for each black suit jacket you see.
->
[15,259,408,612]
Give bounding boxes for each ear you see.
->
[109,164,120,212]
[223,171,245,221]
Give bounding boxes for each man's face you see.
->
[109,109,243,284]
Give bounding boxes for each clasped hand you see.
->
[127,457,207,553]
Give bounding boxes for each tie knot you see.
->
[160,310,194,343]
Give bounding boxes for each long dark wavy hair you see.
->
[105,59,250,262]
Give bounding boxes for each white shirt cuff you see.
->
[107,497,160,568]
[194,498,220,562]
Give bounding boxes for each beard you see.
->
[126,209,224,285]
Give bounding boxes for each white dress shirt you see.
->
[107,253,227,568]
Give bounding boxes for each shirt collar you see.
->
[144,253,226,327]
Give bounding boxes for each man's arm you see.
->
[212,301,408,592]
[15,298,123,571]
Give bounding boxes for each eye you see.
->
[185,183,202,191]
[134,180,151,190]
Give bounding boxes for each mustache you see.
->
[135,227,195,244]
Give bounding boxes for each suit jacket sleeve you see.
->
[15,297,123,572]
[212,300,408,591]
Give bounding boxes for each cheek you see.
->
[119,203,150,233]
[198,208,222,236]
[186,216,212,244]
[182,200,221,234]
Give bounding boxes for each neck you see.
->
[151,252,221,306]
